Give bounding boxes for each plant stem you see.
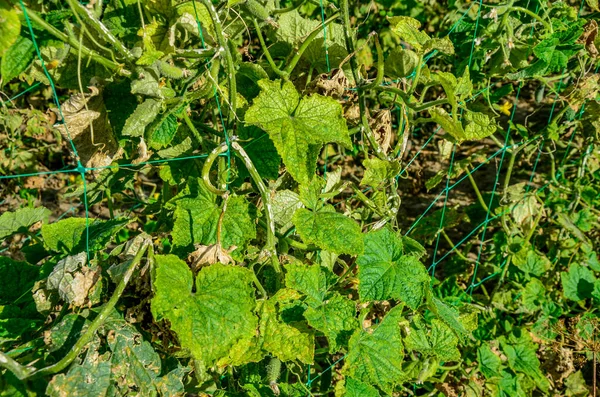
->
[0,352,35,380]
[231,141,281,273]
[509,6,553,33]
[65,0,135,64]
[284,13,340,75]
[182,111,204,148]
[467,167,489,212]
[21,5,126,75]
[441,230,470,262]
[32,242,149,377]
[252,18,289,79]
[340,0,386,160]
[361,32,383,90]
[407,53,424,96]
[201,0,237,129]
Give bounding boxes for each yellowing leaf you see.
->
[357,228,430,309]
[151,255,258,365]
[343,305,405,393]
[245,79,351,184]
[292,206,364,255]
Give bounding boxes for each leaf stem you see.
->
[231,141,281,273]
[201,0,237,128]
[466,167,489,212]
[340,0,386,160]
[65,0,135,64]
[21,5,127,75]
[252,18,289,79]
[361,32,383,90]
[509,6,553,33]
[284,13,340,75]
[0,352,35,380]
[407,53,424,97]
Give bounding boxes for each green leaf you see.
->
[284,262,327,305]
[292,206,363,255]
[245,79,351,184]
[1,36,35,85]
[429,108,496,143]
[564,371,589,396]
[561,263,596,301]
[385,47,419,79]
[343,305,405,393]
[148,114,179,149]
[345,378,381,397]
[513,248,550,278]
[361,158,401,187]
[405,318,460,362]
[0,257,39,305]
[357,228,429,309]
[122,98,162,137]
[478,344,503,379]
[0,207,50,240]
[298,176,325,210]
[172,191,256,252]
[501,334,549,392]
[533,23,584,73]
[428,297,469,339]
[257,290,314,364]
[522,278,546,311]
[423,36,455,55]
[388,16,430,52]
[271,190,303,234]
[304,293,357,353]
[463,110,497,141]
[237,124,281,180]
[0,1,20,57]
[41,218,87,253]
[151,255,258,365]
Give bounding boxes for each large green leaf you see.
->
[361,158,401,187]
[561,263,596,301]
[345,378,381,397]
[172,191,256,252]
[304,293,357,353]
[0,207,50,240]
[245,79,351,184]
[292,206,363,255]
[0,257,39,305]
[478,344,503,380]
[1,36,35,85]
[0,1,20,57]
[343,305,405,393]
[405,318,460,362]
[357,228,430,309]
[41,218,87,253]
[284,262,327,305]
[257,290,314,364]
[501,334,549,392]
[121,98,162,137]
[151,255,258,365]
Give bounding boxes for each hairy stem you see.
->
[201,0,237,129]
[20,4,126,74]
[65,0,135,63]
[284,13,340,75]
[0,352,35,380]
[231,141,281,273]
[253,18,289,79]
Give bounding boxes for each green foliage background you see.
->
[0,0,599,396]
